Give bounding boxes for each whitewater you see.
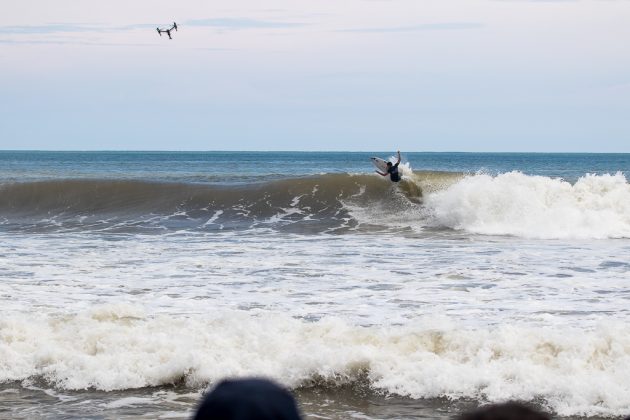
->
[0,151,629,419]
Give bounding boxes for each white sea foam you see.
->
[1,227,629,417]
[202,210,223,227]
[1,307,629,417]
[425,172,630,239]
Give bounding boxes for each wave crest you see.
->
[425,171,630,239]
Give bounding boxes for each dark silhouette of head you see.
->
[458,402,551,420]
[194,378,302,420]
[387,162,392,167]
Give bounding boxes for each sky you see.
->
[1,0,629,152]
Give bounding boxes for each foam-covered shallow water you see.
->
[1,152,629,418]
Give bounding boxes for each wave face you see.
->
[1,171,629,238]
[424,171,630,239]
[0,172,441,234]
[1,306,629,417]
[0,175,374,233]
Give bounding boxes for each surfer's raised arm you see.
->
[395,151,401,166]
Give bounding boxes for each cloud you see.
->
[0,23,157,35]
[0,22,163,46]
[0,24,98,34]
[184,18,306,30]
[0,22,157,46]
[337,22,485,33]
[0,38,156,47]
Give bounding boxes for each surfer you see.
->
[375,151,402,182]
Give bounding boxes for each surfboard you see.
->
[371,157,403,176]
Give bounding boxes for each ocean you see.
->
[0,151,629,419]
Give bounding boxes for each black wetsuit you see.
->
[387,163,401,182]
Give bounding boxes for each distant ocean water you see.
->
[1,151,629,419]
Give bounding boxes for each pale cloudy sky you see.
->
[1,0,629,151]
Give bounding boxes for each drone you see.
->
[156,22,177,39]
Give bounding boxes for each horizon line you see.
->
[1,149,629,154]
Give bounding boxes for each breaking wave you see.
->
[1,305,629,417]
[425,171,630,239]
[1,171,629,238]
[0,173,439,234]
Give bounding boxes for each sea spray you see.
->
[424,171,630,239]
